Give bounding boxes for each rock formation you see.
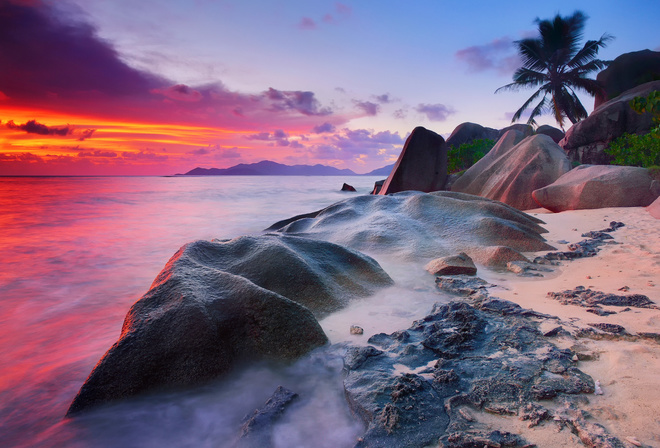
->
[594,50,660,109]
[649,195,660,219]
[341,183,357,192]
[560,80,660,164]
[536,124,565,143]
[451,132,571,210]
[445,122,500,149]
[267,190,555,262]
[378,126,448,195]
[67,234,392,415]
[532,165,660,212]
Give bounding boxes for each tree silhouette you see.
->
[497,11,612,130]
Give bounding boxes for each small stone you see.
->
[425,252,477,276]
[586,275,592,279]
[625,436,642,446]
[572,354,579,362]
[594,380,604,395]
[618,286,630,292]
[458,408,474,422]
[350,325,364,335]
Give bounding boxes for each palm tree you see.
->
[496,11,613,130]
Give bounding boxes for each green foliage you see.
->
[605,91,660,168]
[448,139,494,174]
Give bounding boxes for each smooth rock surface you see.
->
[378,126,448,195]
[267,191,555,261]
[560,81,660,164]
[532,165,660,212]
[594,50,660,109]
[536,124,565,143]
[425,252,477,276]
[648,195,660,219]
[445,122,499,149]
[67,234,393,415]
[451,133,572,210]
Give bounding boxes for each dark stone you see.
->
[67,234,393,415]
[239,386,298,445]
[594,49,660,108]
[560,80,660,164]
[370,179,385,195]
[435,276,492,297]
[586,308,616,316]
[536,125,565,143]
[588,323,627,334]
[379,126,448,195]
[341,182,357,192]
[344,301,599,447]
[539,223,625,262]
[445,122,500,149]
[548,286,657,309]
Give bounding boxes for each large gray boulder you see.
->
[67,235,392,415]
[560,81,660,164]
[379,126,447,195]
[451,132,572,210]
[532,165,660,212]
[594,50,660,109]
[498,123,534,139]
[267,191,555,263]
[445,122,500,149]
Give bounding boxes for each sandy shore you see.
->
[476,206,660,447]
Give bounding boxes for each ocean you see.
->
[0,175,446,447]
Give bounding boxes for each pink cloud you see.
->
[455,37,521,75]
[298,17,316,30]
[415,104,455,121]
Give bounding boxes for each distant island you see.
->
[181,160,394,176]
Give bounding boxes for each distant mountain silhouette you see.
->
[362,163,394,176]
[183,160,392,176]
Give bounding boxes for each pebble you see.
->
[594,380,604,395]
[350,325,364,335]
[625,436,642,446]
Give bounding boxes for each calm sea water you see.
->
[0,175,392,448]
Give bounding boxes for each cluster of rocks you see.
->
[341,280,626,447]
[537,221,624,262]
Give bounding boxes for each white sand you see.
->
[477,206,660,447]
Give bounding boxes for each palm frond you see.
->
[510,88,547,123]
[526,97,549,127]
[567,33,613,69]
[516,39,547,72]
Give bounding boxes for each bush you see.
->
[605,91,660,167]
[448,139,494,174]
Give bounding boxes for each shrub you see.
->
[605,91,660,167]
[448,139,494,174]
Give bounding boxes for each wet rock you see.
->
[586,308,616,316]
[67,234,394,415]
[370,179,385,195]
[350,325,364,335]
[556,407,626,448]
[268,191,554,260]
[588,323,627,334]
[425,253,477,276]
[238,386,298,446]
[343,301,598,447]
[469,245,530,269]
[435,276,493,297]
[341,183,357,192]
[548,286,657,309]
[538,223,625,262]
[506,260,553,277]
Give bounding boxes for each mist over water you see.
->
[0,175,447,447]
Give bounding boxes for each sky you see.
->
[1,0,659,175]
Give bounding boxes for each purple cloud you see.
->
[298,17,317,30]
[187,147,211,155]
[312,122,336,134]
[152,84,203,102]
[264,88,332,116]
[455,37,521,75]
[0,1,163,101]
[6,119,72,136]
[415,104,455,121]
[77,129,96,141]
[374,94,392,104]
[245,129,290,146]
[122,150,168,161]
[354,100,380,116]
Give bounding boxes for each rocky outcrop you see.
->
[341,183,357,192]
[451,132,572,210]
[560,81,660,164]
[498,123,534,138]
[267,190,555,261]
[536,124,565,143]
[532,165,660,212]
[378,126,448,195]
[67,235,393,415]
[649,195,660,219]
[343,300,598,447]
[594,50,660,109]
[445,122,500,149]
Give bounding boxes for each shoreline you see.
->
[475,206,660,447]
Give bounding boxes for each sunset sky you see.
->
[1,0,659,175]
